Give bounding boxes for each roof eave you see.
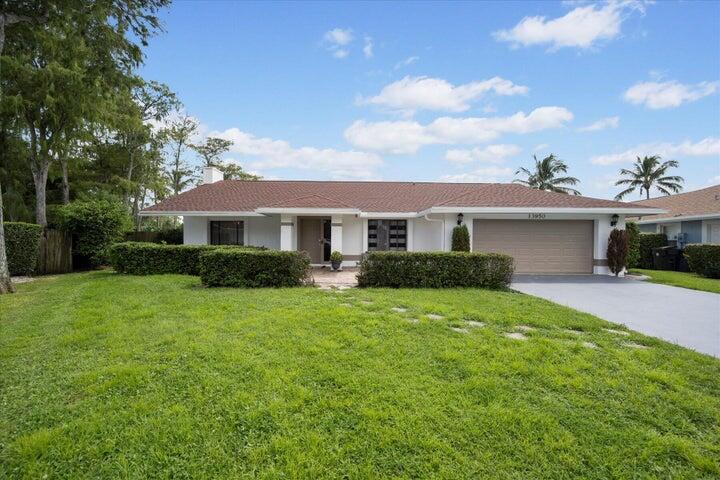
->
[424,206,666,215]
[634,213,720,224]
[139,210,265,217]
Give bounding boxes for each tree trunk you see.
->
[31,163,49,226]
[125,147,135,207]
[0,183,14,293]
[61,156,70,204]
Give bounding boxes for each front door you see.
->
[298,217,331,264]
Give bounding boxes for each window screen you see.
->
[210,221,244,245]
[368,220,406,251]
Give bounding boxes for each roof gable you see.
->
[630,185,720,221]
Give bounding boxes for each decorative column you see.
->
[331,215,343,256]
[280,214,295,251]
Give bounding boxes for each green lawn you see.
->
[1,272,719,479]
[630,268,720,294]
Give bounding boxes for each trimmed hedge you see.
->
[199,249,312,287]
[5,222,43,276]
[684,244,720,279]
[638,233,667,269]
[357,251,514,289]
[109,242,265,275]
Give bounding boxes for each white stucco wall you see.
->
[702,220,720,243]
[342,215,363,256]
[413,216,444,251]
[183,216,209,244]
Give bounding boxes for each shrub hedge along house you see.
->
[138,167,662,275]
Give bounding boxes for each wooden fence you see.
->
[37,229,73,274]
[124,231,160,243]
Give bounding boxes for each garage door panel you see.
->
[473,220,593,274]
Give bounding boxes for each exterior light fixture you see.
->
[610,214,619,227]
[457,213,464,225]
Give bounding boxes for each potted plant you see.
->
[330,251,343,271]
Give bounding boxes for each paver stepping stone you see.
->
[603,328,630,336]
[340,303,352,307]
[426,314,444,320]
[581,341,598,349]
[623,342,648,349]
[450,327,469,334]
[504,332,528,340]
[360,300,373,305]
[516,325,535,332]
[466,321,485,328]
[391,307,408,313]
[405,318,419,324]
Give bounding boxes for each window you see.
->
[368,220,406,251]
[210,221,244,245]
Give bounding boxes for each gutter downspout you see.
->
[424,213,445,251]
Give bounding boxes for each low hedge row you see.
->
[357,251,514,289]
[109,242,264,275]
[638,233,667,269]
[684,244,720,279]
[199,249,311,287]
[5,222,43,276]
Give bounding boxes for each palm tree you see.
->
[614,155,683,200]
[514,154,581,195]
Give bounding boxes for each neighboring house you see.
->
[140,167,661,275]
[628,185,720,247]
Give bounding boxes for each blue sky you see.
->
[140,0,720,200]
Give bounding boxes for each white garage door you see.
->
[473,220,594,274]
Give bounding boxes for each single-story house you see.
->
[140,167,662,275]
[627,185,720,247]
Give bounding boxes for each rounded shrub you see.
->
[638,233,667,269]
[5,222,42,276]
[59,200,131,268]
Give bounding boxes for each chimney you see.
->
[203,166,224,184]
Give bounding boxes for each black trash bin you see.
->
[652,246,687,271]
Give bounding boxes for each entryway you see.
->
[298,217,331,264]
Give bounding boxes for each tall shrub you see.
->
[59,200,131,268]
[5,222,43,276]
[451,224,470,252]
[638,233,668,269]
[684,244,720,279]
[607,228,629,276]
[625,221,640,268]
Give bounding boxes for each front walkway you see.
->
[512,275,720,358]
[311,267,359,288]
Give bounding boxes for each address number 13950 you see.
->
[528,213,546,219]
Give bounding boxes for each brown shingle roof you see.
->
[142,180,655,214]
[628,185,720,221]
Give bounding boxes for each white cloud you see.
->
[439,166,514,183]
[578,116,619,132]
[590,137,720,165]
[323,28,353,58]
[534,143,549,151]
[212,127,383,179]
[360,76,529,114]
[323,28,353,46]
[493,1,646,50]
[344,106,574,154]
[445,144,522,164]
[623,80,719,109]
[363,36,373,58]
[394,56,419,70]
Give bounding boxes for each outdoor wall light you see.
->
[457,213,464,225]
[610,214,619,227]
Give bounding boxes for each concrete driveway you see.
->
[512,275,720,358]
